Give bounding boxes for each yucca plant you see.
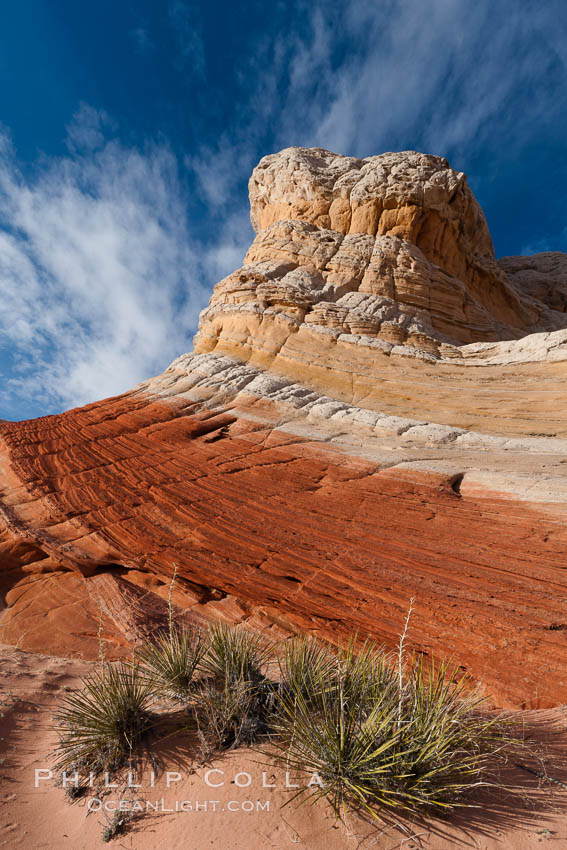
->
[201,622,273,684]
[194,623,275,751]
[277,637,337,707]
[269,647,405,818]
[391,657,514,810]
[195,676,269,750]
[138,627,207,703]
[268,641,520,820]
[336,638,398,707]
[54,661,155,775]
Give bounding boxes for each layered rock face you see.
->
[199,147,565,347]
[1,147,566,708]
[195,148,567,437]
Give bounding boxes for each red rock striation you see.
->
[1,389,566,708]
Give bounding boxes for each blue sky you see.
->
[1,0,566,420]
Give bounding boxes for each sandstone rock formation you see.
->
[1,147,566,708]
[200,148,565,354]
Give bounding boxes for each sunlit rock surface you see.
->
[1,147,566,708]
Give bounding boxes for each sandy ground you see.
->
[1,644,567,850]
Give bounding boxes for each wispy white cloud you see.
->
[521,230,567,256]
[130,26,155,54]
[168,1,205,76]
[185,141,244,209]
[278,0,567,159]
[65,102,114,154]
[186,0,567,189]
[199,207,254,284]
[0,112,211,416]
[3,0,566,418]
[183,0,566,277]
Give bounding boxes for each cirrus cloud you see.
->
[0,114,213,417]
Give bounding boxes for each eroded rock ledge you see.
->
[198,147,566,358]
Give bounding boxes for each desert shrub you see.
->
[53,621,523,822]
[201,622,272,684]
[194,676,272,752]
[59,773,86,801]
[277,636,337,707]
[54,661,155,775]
[101,807,136,842]
[390,657,511,810]
[138,626,206,703]
[194,623,275,751]
[268,641,518,819]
